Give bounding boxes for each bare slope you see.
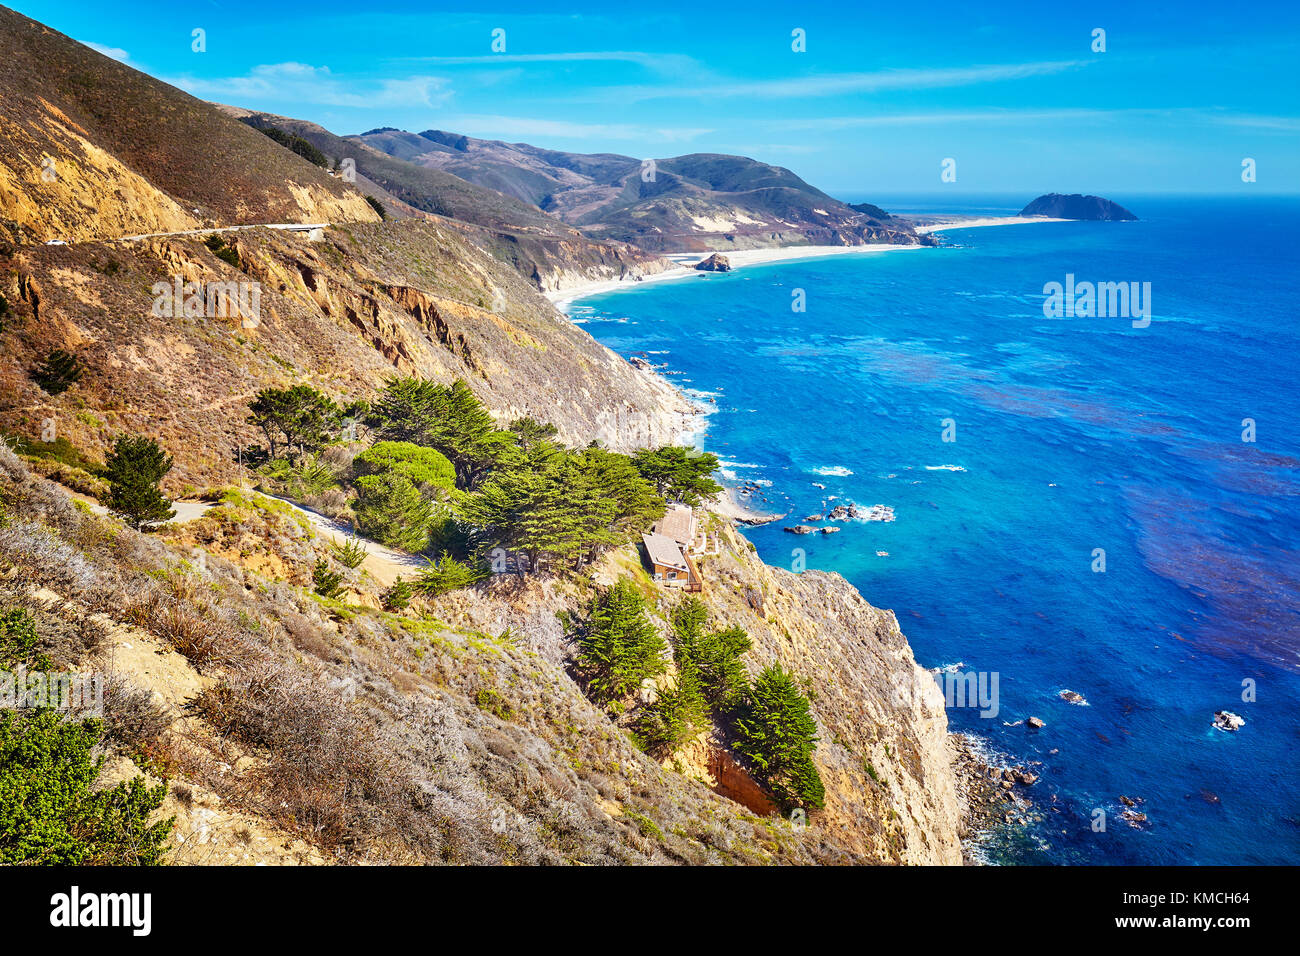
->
[0,5,378,245]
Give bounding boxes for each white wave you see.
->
[811,465,854,477]
[924,464,967,472]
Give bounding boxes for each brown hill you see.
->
[0,219,694,489]
[359,130,934,253]
[0,5,378,245]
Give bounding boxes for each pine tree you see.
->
[631,446,722,504]
[247,385,343,462]
[636,655,710,753]
[368,378,513,489]
[353,472,436,551]
[32,349,85,395]
[103,435,175,529]
[579,579,667,706]
[731,663,825,810]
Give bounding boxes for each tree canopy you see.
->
[367,378,513,490]
[247,385,343,462]
[631,446,722,505]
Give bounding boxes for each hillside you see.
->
[0,6,967,867]
[218,107,676,292]
[0,5,378,245]
[0,447,962,864]
[358,130,935,253]
[0,218,695,488]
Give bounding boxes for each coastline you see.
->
[546,216,1069,308]
[545,242,923,310]
[911,215,1068,234]
[552,218,1063,530]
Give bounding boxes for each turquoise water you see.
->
[572,196,1300,865]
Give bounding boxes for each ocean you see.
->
[567,195,1300,865]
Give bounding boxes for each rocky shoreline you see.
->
[951,733,1045,864]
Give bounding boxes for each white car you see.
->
[45,239,67,245]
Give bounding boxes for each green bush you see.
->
[0,710,172,864]
[0,608,51,670]
[365,195,387,220]
[312,559,345,599]
[413,552,486,596]
[329,537,368,569]
[353,472,436,551]
[381,578,414,612]
[353,441,456,494]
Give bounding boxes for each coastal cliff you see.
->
[0,5,966,865]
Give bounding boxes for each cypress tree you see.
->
[579,579,667,706]
[731,663,825,810]
[103,435,175,530]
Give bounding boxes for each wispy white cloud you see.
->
[595,59,1090,103]
[439,113,712,143]
[406,50,700,74]
[770,107,1300,132]
[166,63,452,110]
[81,40,130,63]
[1208,113,1300,131]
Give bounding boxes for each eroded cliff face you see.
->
[414,518,965,865]
[0,219,695,490]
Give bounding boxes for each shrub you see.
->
[329,536,368,569]
[31,349,85,395]
[365,195,387,220]
[203,233,241,269]
[312,559,344,599]
[730,664,825,810]
[413,552,486,596]
[103,434,175,529]
[353,441,456,494]
[0,710,172,864]
[353,472,436,551]
[381,578,413,612]
[0,607,50,669]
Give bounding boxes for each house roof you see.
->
[641,532,687,571]
[654,505,695,545]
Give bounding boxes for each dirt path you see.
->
[268,496,427,588]
[69,487,424,588]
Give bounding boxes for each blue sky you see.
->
[14,0,1300,195]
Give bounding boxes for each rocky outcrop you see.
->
[694,253,731,272]
[1019,193,1138,221]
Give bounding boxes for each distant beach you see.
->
[546,216,1066,309]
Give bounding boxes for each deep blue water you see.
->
[571,196,1300,865]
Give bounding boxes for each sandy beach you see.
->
[546,218,1068,308]
[546,242,926,310]
[911,215,1067,234]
